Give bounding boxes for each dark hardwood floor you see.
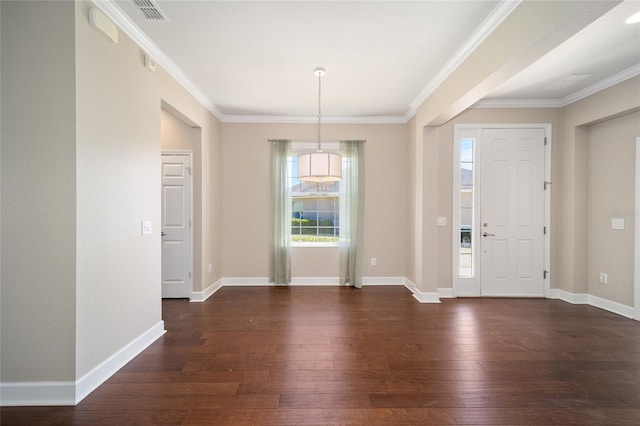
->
[3,286,640,425]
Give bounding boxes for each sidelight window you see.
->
[459,138,475,277]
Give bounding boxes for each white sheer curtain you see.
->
[270,139,291,284]
[339,140,365,288]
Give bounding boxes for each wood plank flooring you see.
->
[3,286,640,425]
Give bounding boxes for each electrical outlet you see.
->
[208,264,213,273]
[611,218,625,230]
[599,272,608,284]
[371,258,377,266]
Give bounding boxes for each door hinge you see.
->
[189,271,192,279]
[544,137,548,146]
[543,270,548,279]
[543,226,547,235]
[544,181,552,190]
[185,166,192,175]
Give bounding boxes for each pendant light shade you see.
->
[298,151,342,183]
[297,67,342,183]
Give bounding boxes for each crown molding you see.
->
[472,63,640,109]
[409,0,522,111]
[91,0,224,121]
[223,114,411,125]
[560,63,640,107]
[472,98,564,109]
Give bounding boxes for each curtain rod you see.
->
[268,139,367,143]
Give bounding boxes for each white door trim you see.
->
[161,150,194,299]
[452,123,551,297]
[634,137,640,320]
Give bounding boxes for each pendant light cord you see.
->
[317,71,322,151]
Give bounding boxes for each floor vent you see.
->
[133,0,168,21]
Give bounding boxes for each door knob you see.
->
[482,232,495,237]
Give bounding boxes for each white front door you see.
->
[480,128,545,296]
[161,153,192,298]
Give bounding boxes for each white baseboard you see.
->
[402,278,441,303]
[0,321,166,406]
[190,278,223,302]
[362,277,405,285]
[0,381,76,406]
[588,294,634,319]
[291,277,341,285]
[438,287,455,298]
[412,290,442,303]
[403,278,417,293]
[222,277,272,286]
[550,288,634,319]
[221,276,408,287]
[549,288,588,304]
[75,321,165,403]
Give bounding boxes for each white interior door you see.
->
[161,153,192,298]
[480,128,545,296]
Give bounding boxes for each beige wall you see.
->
[0,5,2,358]
[558,75,640,297]
[1,0,77,382]
[161,109,195,151]
[221,123,408,280]
[587,111,639,306]
[420,126,440,293]
[74,0,222,376]
[1,0,223,388]
[406,117,417,285]
[75,0,161,376]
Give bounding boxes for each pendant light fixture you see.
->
[298,68,342,183]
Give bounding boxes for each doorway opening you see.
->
[160,105,201,299]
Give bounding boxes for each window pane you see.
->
[459,138,474,277]
[459,253,473,277]
[460,139,473,162]
[316,198,333,210]
[289,152,340,243]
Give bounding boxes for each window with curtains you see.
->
[288,143,341,244]
[272,139,364,286]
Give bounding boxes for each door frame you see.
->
[161,150,194,299]
[634,137,640,320]
[452,124,551,298]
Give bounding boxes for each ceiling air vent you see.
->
[133,0,168,22]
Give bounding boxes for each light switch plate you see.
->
[611,218,625,230]
[142,220,153,235]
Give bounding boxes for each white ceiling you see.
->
[479,0,640,107]
[102,0,640,122]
